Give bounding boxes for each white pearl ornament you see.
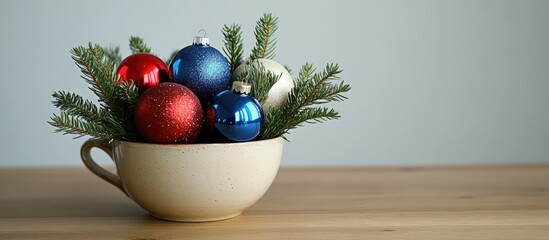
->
[233,59,294,114]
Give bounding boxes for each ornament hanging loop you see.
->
[193,29,210,46]
[198,29,207,37]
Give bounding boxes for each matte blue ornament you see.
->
[169,32,230,104]
[208,81,264,142]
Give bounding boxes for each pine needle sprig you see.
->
[52,43,140,143]
[51,91,112,124]
[102,46,122,66]
[110,79,140,140]
[222,24,245,73]
[243,61,281,105]
[250,13,278,60]
[70,44,119,110]
[49,90,119,137]
[49,112,116,143]
[129,36,151,54]
[290,63,348,108]
[259,63,350,139]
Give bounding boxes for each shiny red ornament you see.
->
[134,82,203,143]
[116,53,170,94]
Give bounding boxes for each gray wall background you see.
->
[1,0,549,167]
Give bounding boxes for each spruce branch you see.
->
[49,112,115,143]
[222,24,244,73]
[111,79,140,140]
[250,13,278,60]
[50,90,126,138]
[259,63,350,139]
[129,36,151,54]
[70,44,119,110]
[52,91,111,124]
[244,61,281,105]
[286,63,347,112]
[102,46,122,66]
[52,43,140,143]
[297,63,315,84]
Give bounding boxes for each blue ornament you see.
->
[208,82,264,142]
[169,33,230,104]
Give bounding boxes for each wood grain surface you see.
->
[1,165,548,239]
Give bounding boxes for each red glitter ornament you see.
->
[116,53,170,94]
[134,82,203,143]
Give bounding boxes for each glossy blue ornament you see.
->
[169,34,230,104]
[208,82,264,142]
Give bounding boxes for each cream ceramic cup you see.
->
[80,137,283,222]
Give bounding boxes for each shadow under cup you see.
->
[81,137,283,222]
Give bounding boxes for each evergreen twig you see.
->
[244,61,281,105]
[51,43,139,143]
[49,112,115,143]
[259,63,350,139]
[102,46,122,66]
[222,24,244,73]
[52,91,112,124]
[250,13,278,60]
[129,36,151,54]
[70,44,118,110]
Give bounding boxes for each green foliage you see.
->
[50,112,116,142]
[49,43,140,143]
[52,91,113,125]
[222,24,244,73]
[259,63,351,140]
[50,91,120,142]
[242,61,281,105]
[250,13,278,60]
[102,36,155,66]
[129,36,151,54]
[102,46,122,66]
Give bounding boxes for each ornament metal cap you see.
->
[232,81,252,94]
[193,29,210,46]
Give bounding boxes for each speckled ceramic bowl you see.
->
[80,137,283,222]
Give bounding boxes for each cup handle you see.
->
[80,139,127,196]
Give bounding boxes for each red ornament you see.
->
[116,53,170,94]
[134,82,203,143]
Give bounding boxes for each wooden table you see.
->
[1,165,548,239]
